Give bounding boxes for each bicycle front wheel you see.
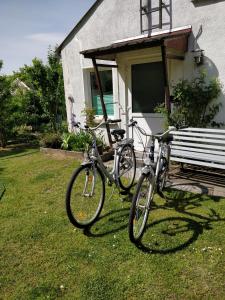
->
[118,144,136,191]
[66,164,105,228]
[157,157,169,194]
[129,173,155,243]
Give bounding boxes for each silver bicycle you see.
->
[128,127,175,243]
[66,118,136,228]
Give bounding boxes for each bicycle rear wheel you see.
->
[129,173,155,243]
[118,144,136,191]
[66,164,105,228]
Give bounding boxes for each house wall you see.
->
[61,0,225,132]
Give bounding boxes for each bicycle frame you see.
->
[141,127,174,191]
[79,119,134,188]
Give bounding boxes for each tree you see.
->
[44,47,66,131]
[16,47,66,132]
[0,62,16,147]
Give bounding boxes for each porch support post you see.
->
[161,44,171,113]
[92,58,113,147]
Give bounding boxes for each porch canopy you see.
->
[80,27,192,61]
[80,27,192,146]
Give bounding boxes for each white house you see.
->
[57,0,225,147]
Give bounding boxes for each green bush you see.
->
[155,72,222,128]
[40,133,62,149]
[61,131,105,152]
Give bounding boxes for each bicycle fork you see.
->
[82,168,97,197]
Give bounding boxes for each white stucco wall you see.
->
[61,0,225,132]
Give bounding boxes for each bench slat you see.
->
[171,141,225,151]
[170,128,225,170]
[171,145,225,156]
[170,131,225,139]
[171,136,225,145]
[181,127,225,134]
[171,149,225,163]
[170,157,225,170]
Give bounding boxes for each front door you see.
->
[129,61,165,150]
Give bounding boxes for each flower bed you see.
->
[40,147,113,162]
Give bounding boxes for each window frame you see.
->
[83,67,119,121]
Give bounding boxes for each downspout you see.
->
[92,58,113,147]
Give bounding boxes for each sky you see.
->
[0,0,96,75]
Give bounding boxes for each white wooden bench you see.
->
[170,128,225,170]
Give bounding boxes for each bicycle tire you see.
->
[66,164,105,228]
[117,144,136,191]
[157,157,169,194]
[129,173,155,243]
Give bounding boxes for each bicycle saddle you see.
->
[111,129,126,142]
[111,129,125,137]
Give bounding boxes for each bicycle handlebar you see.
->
[74,118,121,132]
[107,119,121,124]
[153,126,176,141]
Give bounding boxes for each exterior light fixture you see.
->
[192,48,204,65]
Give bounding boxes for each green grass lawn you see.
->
[0,146,225,299]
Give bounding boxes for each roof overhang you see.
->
[57,0,102,55]
[80,26,192,61]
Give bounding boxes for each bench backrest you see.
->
[170,127,225,170]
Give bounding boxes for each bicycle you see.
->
[128,126,175,243]
[65,118,136,228]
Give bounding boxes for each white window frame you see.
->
[83,67,119,121]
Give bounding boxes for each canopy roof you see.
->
[81,27,192,60]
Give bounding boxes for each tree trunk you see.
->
[0,130,7,148]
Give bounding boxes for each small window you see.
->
[132,62,165,113]
[90,70,114,116]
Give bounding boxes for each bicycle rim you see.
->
[66,164,105,228]
[118,144,136,190]
[129,173,154,242]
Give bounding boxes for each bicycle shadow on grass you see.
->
[83,207,130,238]
[0,183,6,201]
[134,186,225,254]
[135,216,203,254]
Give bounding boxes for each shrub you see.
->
[155,72,223,128]
[61,131,105,152]
[81,107,97,127]
[69,132,92,152]
[40,132,62,149]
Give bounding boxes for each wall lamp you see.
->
[192,48,204,65]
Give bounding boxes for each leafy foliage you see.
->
[156,72,222,128]
[0,62,27,147]
[15,47,66,132]
[40,132,62,149]
[0,47,66,147]
[61,131,105,152]
[81,107,97,127]
[0,71,12,147]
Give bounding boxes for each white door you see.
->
[128,61,165,151]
